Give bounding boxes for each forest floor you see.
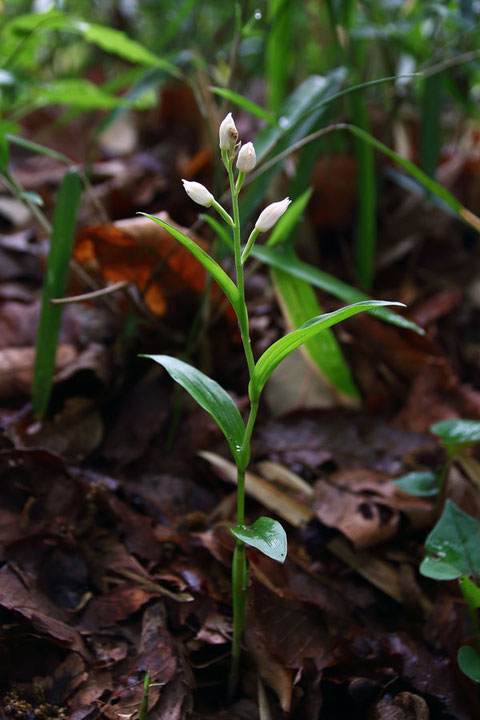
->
[1,90,480,719]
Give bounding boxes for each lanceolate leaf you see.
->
[230,517,287,563]
[252,245,422,334]
[33,169,82,416]
[420,500,480,581]
[251,300,403,396]
[138,213,240,312]
[272,268,360,403]
[142,355,245,461]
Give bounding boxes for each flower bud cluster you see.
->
[181,113,291,236]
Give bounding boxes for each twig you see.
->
[50,281,130,304]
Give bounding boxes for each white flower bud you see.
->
[236,142,256,172]
[255,197,292,232]
[219,112,239,151]
[182,179,214,208]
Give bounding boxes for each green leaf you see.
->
[420,73,443,179]
[349,91,376,290]
[251,245,423,335]
[230,517,287,563]
[200,213,233,254]
[266,0,292,112]
[33,169,82,417]
[420,500,480,580]
[138,213,240,312]
[459,575,480,613]
[141,355,245,461]
[210,87,276,125]
[458,646,480,683]
[240,69,347,223]
[273,268,360,402]
[393,471,438,497]
[251,300,404,397]
[344,124,480,234]
[430,419,480,456]
[0,125,9,174]
[34,79,133,110]
[75,21,179,74]
[4,10,179,77]
[20,191,43,207]
[6,134,71,164]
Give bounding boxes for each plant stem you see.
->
[224,150,259,696]
[229,540,247,694]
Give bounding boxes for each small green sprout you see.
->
[396,418,480,683]
[421,500,480,684]
[394,418,480,498]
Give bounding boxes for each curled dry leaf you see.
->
[313,469,434,548]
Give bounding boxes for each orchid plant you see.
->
[140,112,401,691]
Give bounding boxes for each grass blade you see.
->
[420,72,443,178]
[253,244,423,334]
[266,0,293,113]
[210,87,276,125]
[33,169,82,417]
[272,268,360,403]
[349,91,376,290]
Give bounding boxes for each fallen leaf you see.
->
[0,565,86,654]
[74,212,229,317]
[0,344,76,397]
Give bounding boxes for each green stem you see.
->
[241,227,260,264]
[229,540,247,695]
[226,159,256,378]
[225,152,260,696]
[212,198,234,227]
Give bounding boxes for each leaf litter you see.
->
[2,80,480,720]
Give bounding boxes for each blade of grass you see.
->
[32,169,82,417]
[420,72,443,178]
[266,0,293,113]
[246,122,480,234]
[272,268,360,403]
[349,90,376,289]
[253,244,423,334]
[240,69,348,223]
[210,87,276,125]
